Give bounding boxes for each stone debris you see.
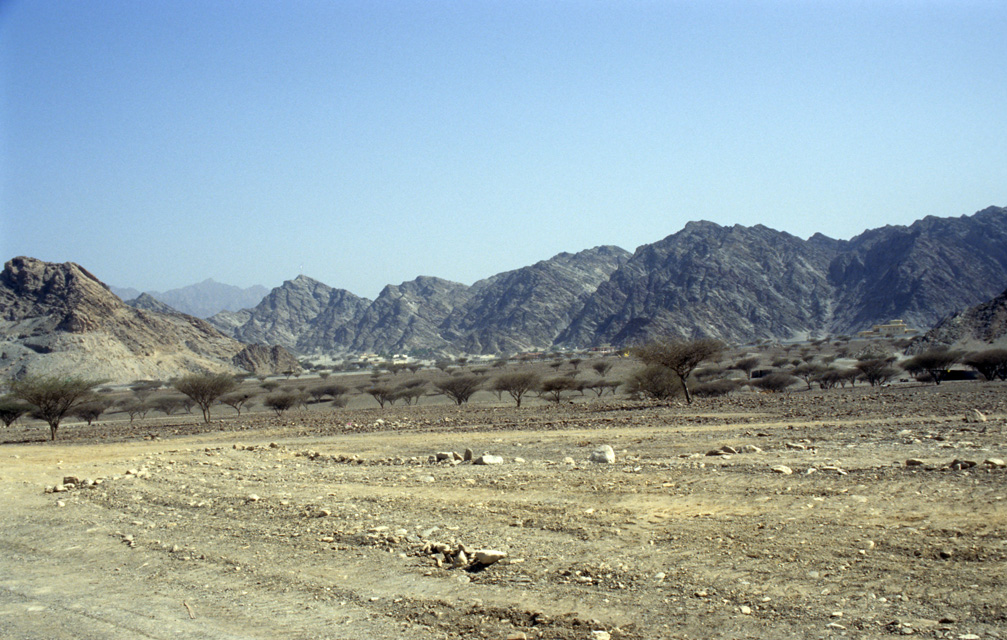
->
[771,465,793,475]
[984,458,1005,468]
[947,459,977,471]
[905,458,926,467]
[589,445,616,464]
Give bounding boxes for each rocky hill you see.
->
[111,279,268,318]
[124,292,181,315]
[441,246,630,354]
[908,289,1007,353]
[309,276,472,355]
[0,257,297,383]
[209,275,370,351]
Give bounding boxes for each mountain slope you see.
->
[441,246,631,354]
[0,257,294,383]
[558,223,837,346]
[908,288,1007,352]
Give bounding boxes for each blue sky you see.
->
[2,1,1005,299]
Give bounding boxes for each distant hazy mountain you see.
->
[0,257,297,383]
[111,279,269,318]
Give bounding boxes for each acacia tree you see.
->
[729,357,760,380]
[961,349,1007,381]
[220,391,255,415]
[434,375,482,405]
[72,400,110,425]
[539,376,578,404]
[491,372,541,407]
[173,373,238,423]
[855,358,899,387]
[0,397,32,427]
[8,375,102,440]
[901,349,962,385]
[630,338,724,404]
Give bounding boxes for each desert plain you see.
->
[1,381,1005,640]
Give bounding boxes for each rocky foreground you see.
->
[1,382,1005,639]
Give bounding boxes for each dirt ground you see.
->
[1,382,1005,639]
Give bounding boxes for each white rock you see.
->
[589,445,616,464]
[473,549,507,565]
[984,458,1005,468]
[474,455,504,465]
[771,465,793,475]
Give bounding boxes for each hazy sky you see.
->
[2,1,1005,298]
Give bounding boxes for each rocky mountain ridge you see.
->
[203,206,1007,355]
[0,257,298,383]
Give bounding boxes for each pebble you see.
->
[905,458,925,467]
[984,458,1005,468]
[771,465,793,475]
[740,605,752,615]
[590,632,611,640]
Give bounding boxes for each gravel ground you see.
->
[1,381,1005,639]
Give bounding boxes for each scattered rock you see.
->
[771,465,793,475]
[463,448,473,461]
[984,458,1005,468]
[247,494,261,502]
[965,409,986,423]
[589,445,616,464]
[905,458,926,467]
[740,445,763,454]
[473,455,503,465]
[473,549,507,566]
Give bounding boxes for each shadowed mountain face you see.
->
[0,257,297,382]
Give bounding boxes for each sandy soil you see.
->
[1,382,1005,639]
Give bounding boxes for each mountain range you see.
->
[205,205,1007,355]
[4,205,1007,378]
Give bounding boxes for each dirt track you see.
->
[1,383,1006,639]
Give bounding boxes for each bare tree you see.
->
[9,375,102,440]
[173,373,238,423]
[630,338,723,404]
[491,372,541,407]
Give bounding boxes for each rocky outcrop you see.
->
[908,289,1007,353]
[0,257,255,383]
[441,246,630,354]
[231,344,302,376]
